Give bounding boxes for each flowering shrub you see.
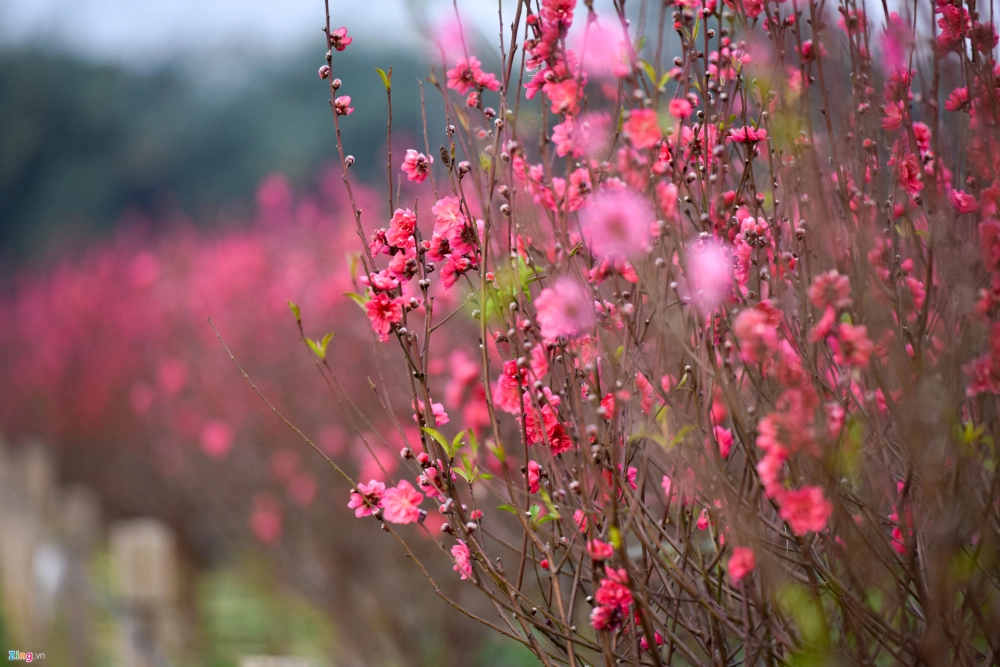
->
[304,0,1000,663]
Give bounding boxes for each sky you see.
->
[0,0,506,67]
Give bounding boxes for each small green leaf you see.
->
[320,331,335,353]
[609,525,622,549]
[344,292,368,311]
[306,338,325,360]
[454,468,471,482]
[421,427,451,456]
[451,430,466,456]
[488,440,505,463]
[639,59,657,85]
[537,514,559,525]
[467,430,479,457]
[497,504,517,514]
[376,67,391,90]
[288,301,301,321]
[658,71,671,89]
[670,424,696,448]
[477,472,494,481]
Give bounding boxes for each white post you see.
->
[110,519,182,667]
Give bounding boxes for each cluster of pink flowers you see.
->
[309,0,1000,661]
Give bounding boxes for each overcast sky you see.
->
[0,0,506,67]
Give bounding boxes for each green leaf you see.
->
[639,59,657,85]
[658,71,671,89]
[421,427,451,456]
[467,429,479,457]
[288,301,301,321]
[609,526,622,550]
[344,292,368,311]
[306,338,325,360]
[451,430,466,456]
[477,472,494,481]
[670,424,696,448]
[497,504,517,514]
[488,440,506,463]
[376,67,391,90]
[454,468,471,482]
[537,515,559,525]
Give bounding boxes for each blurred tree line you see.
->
[0,46,439,262]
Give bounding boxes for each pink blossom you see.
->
[401,150,433,183]
[200,421,234,459]
[897,154,923,196]
[382,480,424,524]
[330,26,352,51]
[669,98,693,119]
[686,240,733,310]
[412,399,449,426]
[580,188,654,258]
[366,292,403,342]
[809,270,853,310]
[640,632,664,651]
[452,540,473,579]
[950,190,979,213]
[431,196,466,235]
[727,546,757,583]
[334,96,353,116]
[318,65,331,79]
[809,305,837,343]
[778,486,833,535]
[251,493,282,544]
[590,603,623,631]
[945,87,969,112]
[697,508,710,530]
[729,125,768,143]
[741,0,764,18]
[831,323,874,368]
[543,78,580,114]
[594,567,633,609]
[440,255,472,290]
[576,23,630,78]
[551,117,589,158]
[446,57,499,94]
[386,208,417,248]
[348,479,386,518]
[661,475,673,498]
[882,102,905,131]
[587,539,614,561]
[535,277,595,341]
[733,307,778,364]
[574,509,588,533]
[623,109,662,150]
[713,426,734,458]
[527,460,541,493]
